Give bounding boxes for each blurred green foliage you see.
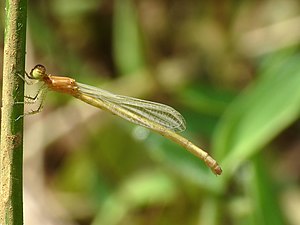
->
[1,0,300,225]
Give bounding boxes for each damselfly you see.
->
[24,65,222,175]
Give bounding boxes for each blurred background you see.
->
[1,0,300,225]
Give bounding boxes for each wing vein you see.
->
[77,82,186,132]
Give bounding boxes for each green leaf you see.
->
[113,0,145,75]
[213,52,300,177]
[91,170,177,225]
[248,154,287,225]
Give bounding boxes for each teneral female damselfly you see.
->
[24,65,222,175]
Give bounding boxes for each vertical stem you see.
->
[1,0,27,224]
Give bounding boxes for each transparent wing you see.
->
[77,82,186,132]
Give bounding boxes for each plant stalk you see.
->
[0,0,27,224]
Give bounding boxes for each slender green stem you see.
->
[1,0,27,224]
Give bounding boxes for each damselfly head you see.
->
[30,64,46,80]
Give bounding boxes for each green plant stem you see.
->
[0,0,27,224]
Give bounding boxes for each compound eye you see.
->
[30,64,46,80]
